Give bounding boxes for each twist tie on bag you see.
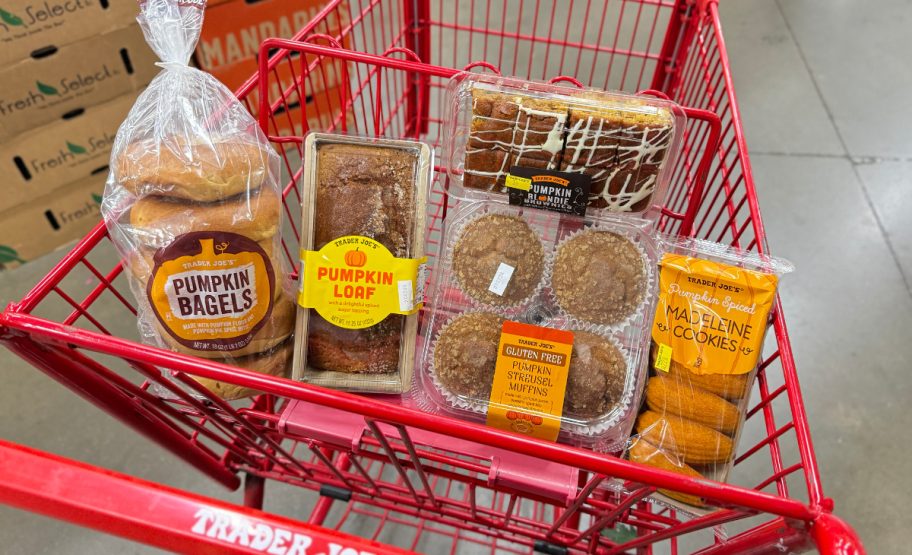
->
[156,61,194,72]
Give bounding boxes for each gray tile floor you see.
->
[1,0,910,553]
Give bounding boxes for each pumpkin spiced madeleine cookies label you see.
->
[147,231,275,351]
[486,321,574,442]
[651,253,779,375]
[298,236,427,330]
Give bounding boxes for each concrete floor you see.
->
[1,0,910,553]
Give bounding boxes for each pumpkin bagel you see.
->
[129,185,281,248]
[117,138,274,202]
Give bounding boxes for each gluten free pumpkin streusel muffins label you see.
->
[487,321,574,442]
[298,235,427,330]
[651,253,779,375]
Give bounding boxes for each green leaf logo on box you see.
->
[0,7,27,29]
[0,245,25,265]
[36,81,59,95]
[67,141,87,155]
[92,193,103,205]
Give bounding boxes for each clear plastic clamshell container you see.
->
[413,201,660,450]
[442,72,687,221]
[293,133,432,394]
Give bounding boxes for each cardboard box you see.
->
[0,89,139,209]
[0,0,140,67]
[0,23,158,142]
[196,0,348,73]
[0,172,105,268]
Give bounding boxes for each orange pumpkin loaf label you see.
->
[486,321,574,442]
[297,236,427,330]
[147,232,275,351]
[651,253,779,375]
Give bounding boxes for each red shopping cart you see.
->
[0,1,865,554]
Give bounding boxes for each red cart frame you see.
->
[0,1,865,554]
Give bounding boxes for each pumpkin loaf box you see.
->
[293,133,432,393]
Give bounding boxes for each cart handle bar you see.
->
[255,38,722,235]
[0,438,413,555]
[2,310,816,523]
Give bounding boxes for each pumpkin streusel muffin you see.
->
[433,312,506,398]
[552,230,647,326]
[563,331,627,417]
[452,214,545,307]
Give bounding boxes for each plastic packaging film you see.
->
[101,0,293,401]
[626,235,794,512]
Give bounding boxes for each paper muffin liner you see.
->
[425,309,639,437]
[441,203,553,316]
[546,222,657,334]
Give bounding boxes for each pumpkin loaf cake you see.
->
[308,143,418,374]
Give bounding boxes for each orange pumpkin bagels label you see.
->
[298,236,426,330]
[147,232,275,351]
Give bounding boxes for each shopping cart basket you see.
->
[0,0,865,553]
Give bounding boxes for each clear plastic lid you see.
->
[412,202,660,450]
[442,73,687,221]
[293,133,432,394]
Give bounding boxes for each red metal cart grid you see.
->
[0,1,865,554]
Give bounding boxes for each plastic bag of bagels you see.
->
[626,236,793,514]
[100,0,294,401]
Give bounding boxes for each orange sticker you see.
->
[486,321,574,442]
[147,232,275,352]
[651,253,778,375]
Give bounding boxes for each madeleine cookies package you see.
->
[411,201,660,450]
[293,134,431,394]
[442,72,686,219]
[627,236,793,512]
[101,0,294,400]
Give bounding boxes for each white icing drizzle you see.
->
[588,164,659,212]
[616,123,672,167]
[465,93,673,205]
[465,98,566,182]
[565,115,616,165]
[563,116,673,212]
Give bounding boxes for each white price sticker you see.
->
[398,280,414,312]
[488,263,515,296]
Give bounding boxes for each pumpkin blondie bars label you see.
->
[486,321,573,442]
[298,235,426,329]
[507,166,591,216]
[651,253,779,375]
[147,232,275,351]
